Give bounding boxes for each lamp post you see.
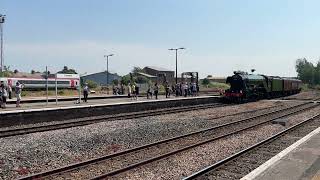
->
[0,14,5,73]
[168,47,185,84]
[104,54,114,85]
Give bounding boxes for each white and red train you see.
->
[0,74,80,89]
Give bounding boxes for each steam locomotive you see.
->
[224,71,302,102]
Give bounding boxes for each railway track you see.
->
[282,96,320,101]
[183,110,320,179]
[0,102,285,138]
[0,103,227,138]
[18,102,318,180]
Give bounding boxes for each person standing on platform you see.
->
[15,82,24,107]
[0,86,3,108]
[83,83,90,103]
[192,82,197,96]
[154,83,159,99]
[131,83,136,100]
[8,85,12,99]
[165,82,170,98]
[1,84,7,109]
[171,85,175,97]
[184,82,188,97]
[175,83,180,96]
[121,84,124,95]
[128,83,132,98]
[135,85,139,100]
[147,85,153,99]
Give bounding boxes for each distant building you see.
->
[82,71,121,86]
[136,72,157,82]
[142,66,175,84]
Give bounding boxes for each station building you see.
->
[141,66,175,84]
[81,71,121,86]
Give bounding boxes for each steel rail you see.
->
[0,103,226,138]
[89,103,318,179]
[183,112,320,179]
[18,102,314,180]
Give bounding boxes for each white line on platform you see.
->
[241,125,320,180]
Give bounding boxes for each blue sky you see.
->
[2,0,320,77]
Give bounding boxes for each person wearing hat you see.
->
[15,82,24,107]
[83,83,90,103]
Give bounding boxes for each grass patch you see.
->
[206,82,230,90]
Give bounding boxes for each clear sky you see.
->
[1,0,320,78]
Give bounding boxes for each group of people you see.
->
[175,82,199,97]
[145,81,199,100]
[81,81,199,103]
[127,83,140,100]
[112,84,125,95]
[0,81,24,109]
[146,83,159,99]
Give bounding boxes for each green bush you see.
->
[202,78,210,86]
[314,85,320,90]
[300,84,310,91]
[158,85,165,92]
[58,90,65,95]
[85,80,98,89]
[207,82,230,90]
[21,91,27,97]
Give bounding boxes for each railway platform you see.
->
[242,126,320,180]
[0,95,215,113]
[0,95,220,128]
[5,94,127,104]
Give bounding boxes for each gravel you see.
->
[284,91,320,100]
[0,100,301,179]
[115,124,286,180]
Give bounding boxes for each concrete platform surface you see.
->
[0,95,218,114]
[5,94,127,104]
[242,127,320,180]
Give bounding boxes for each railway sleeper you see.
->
[219,162,254,175]
[238,157,261,165]
[209,170,244,179]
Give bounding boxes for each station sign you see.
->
[56,73,80,79]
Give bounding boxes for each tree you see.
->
[0,66,13,77]
[202,78,210,86]
[85,80,98,89]
[136,76,149,84]
[58,66,77,74]
[296,58,315,84]
[31,70,36,74]
[43,70,51,75]
[112,79,119,85]
[120,75,131,85]
[315,61,320,85]
[131,66,143,75]
[14,69,19,74]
